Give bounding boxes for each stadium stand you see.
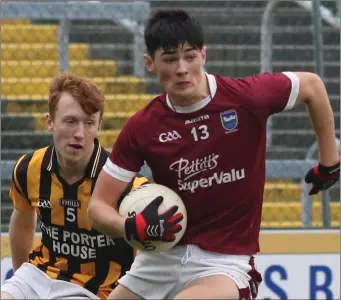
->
[1,1,339,230]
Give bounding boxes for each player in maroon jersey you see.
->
[88,9,340,299]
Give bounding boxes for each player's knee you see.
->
[1,291,16,299]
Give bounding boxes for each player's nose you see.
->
[176,59,188,75]
[74,123,85,139]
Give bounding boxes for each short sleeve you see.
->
[226,72,299,119]
[9,156,34,211]
[103,116,145,182]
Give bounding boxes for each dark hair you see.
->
[144,9,204,56]
[49,72,105,120]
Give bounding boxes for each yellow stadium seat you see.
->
[1,19,31,25]
[262,201,339,224]
[1,25,58,43]
[1,60,117,78]
[1,77,146,96]
[2,44,88,61]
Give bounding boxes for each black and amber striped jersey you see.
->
[9,138,148,299]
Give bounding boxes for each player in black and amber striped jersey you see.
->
[10,142,147,298]
[1,73,148,300]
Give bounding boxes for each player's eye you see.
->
[164,57,177,63]
[186,55,196,61]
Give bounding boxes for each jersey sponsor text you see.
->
[170,153,219,180]
[178,168,245,193]
[40,223,116,259]
[170,154,245,193]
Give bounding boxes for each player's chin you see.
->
[64,150,84,161]
[173,87,193,98]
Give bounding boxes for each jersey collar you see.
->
[44,138,102,178]
[166,73,217,113]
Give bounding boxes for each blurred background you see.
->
[1,0,340,231]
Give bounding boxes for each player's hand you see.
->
[125,196,183,242]
[304,162,340,195]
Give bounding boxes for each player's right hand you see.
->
[125,196,183,242]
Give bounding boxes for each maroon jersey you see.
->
[104,72,299,254]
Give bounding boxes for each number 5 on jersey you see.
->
[66,207,76,222]
[191,125,209,142]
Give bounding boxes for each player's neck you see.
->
[56,145,94,185]
[169,72,210,107]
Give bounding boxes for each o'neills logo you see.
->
[59,199,81,208]
[169,154,245,193]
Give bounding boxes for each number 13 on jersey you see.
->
[191,125,209,142]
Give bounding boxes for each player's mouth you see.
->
[176,81,190,88]
[68,144,83,150]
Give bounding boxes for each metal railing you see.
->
[1,1,151,77]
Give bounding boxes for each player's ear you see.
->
[45,113,53,132]
[144,54,155,74]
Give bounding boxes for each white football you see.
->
[118,183,187,253]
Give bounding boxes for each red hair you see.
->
[48,72,105,119]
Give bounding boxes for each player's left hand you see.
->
[304,162,340,195]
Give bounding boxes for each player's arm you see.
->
[292,72,339,166]
[88,172,150,237]
[88,170,130,237]
[292,72,340,194]
[234,71,339,194]
[8,156,37,272]
[88,117,142,237]
[9,209,36,272]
